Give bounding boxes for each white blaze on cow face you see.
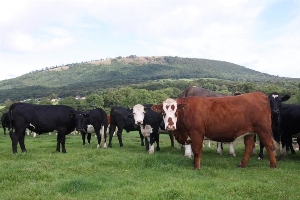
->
[162,99,178,131]
[132,104,145,125]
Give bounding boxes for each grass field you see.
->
[0,130,300,200]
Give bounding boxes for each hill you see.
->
[0,56,299,103]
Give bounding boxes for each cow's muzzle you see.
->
[166,125,175,131]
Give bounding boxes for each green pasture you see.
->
[0,130,299,200]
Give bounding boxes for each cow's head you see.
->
[268,92,290,115]
[152,98,187,131]
[132,104,150,125]
[72,111,90,132]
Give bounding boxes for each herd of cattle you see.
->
[1,86,300,170]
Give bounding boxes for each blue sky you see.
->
[0,0,299,81]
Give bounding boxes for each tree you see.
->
[39,98,52,105]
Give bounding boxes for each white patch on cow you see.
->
[149,144,154,154]
[103,142,107,149]
[132,104,145,125]
[162,98,178,130]
[140,125,153,137]
[97,144,100,148]
[29,123,35,129]
[184,144,193,158]
[272,94,279,99]
[33,132,36,137]
[87,124,94,133]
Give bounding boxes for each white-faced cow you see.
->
[107,106,144,148]
[258,92,290,160]
[178,86,236,156]
[152,92,280,170]
[75,108,108,148]
[8,102,77,153]
[1,112,10,135]
[132,104,174,154]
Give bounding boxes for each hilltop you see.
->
[0,56,299,103]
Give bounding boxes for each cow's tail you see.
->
[272,138,282,160]
[8,104,16,133]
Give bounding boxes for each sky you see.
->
[0,0,300,81]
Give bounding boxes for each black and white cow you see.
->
[107,106,144,148]
[132,104,174,154]
[75,108,108,148]
[280,104,300,155]
[8,102,78,153]
[1,112,10,135]
[258,92,290,160]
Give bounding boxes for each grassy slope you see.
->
[0,131,299,200]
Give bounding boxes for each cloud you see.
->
[0,0,299,80]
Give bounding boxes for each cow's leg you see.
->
[19,130,27,153]
[81,131,86,145]
[56,134,61,152]
[258,140,265,160]
[289,137,296,154]
[102,125,107,148]
[191,134,204,170]
[216,142,222,154]
[239,134,255,168]
[95,130,101,148]
[87,133,92,145]
[108,125,116,148]
[257,133,278,168]
[207,140,211,148]
[155,131,160,152]
[229,142,236,156]
[138,130,145,146]
[184,144,193,157]
[149,131,157,154]
[169,133,174,147]
[10,130,19,154]
[116,128,123,147]
[60,134,67,153]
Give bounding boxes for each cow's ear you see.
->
[127,108,133,112]
[178,104,188,110]
[83,113,90,118]
[281,95,290,102]
[144,107,150,112]
[151,104,163,113]
[126,114,134,118]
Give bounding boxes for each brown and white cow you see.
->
[152,92,280,170]
[178,86,236,156]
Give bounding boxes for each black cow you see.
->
[258,92,290,160]
[280,104,300,155]
[107,106,144,148]
[1,112,10,135]
[132,104,174,153]
[8,102,77,153]
[75,108,108,148]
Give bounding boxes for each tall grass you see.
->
[0,130,299,200]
